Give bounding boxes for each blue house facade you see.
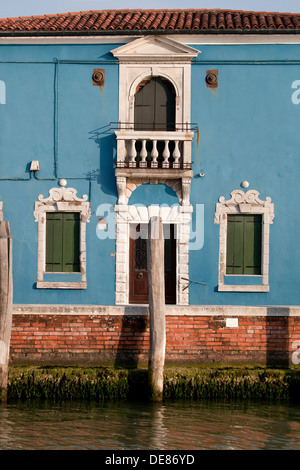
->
[0,9,300,365]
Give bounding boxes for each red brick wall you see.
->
[10,314,300,366]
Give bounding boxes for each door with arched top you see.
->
[134,77,176,131]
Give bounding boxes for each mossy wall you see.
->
[7,365,300,402]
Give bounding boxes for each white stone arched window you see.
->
[111,35,199,127]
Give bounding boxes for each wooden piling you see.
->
[147,216,165,401]
[0,221,13,403]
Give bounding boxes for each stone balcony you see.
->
[114,125,196,205]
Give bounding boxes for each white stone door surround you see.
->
[115,202,192,305]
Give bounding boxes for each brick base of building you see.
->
[9,305,300,367]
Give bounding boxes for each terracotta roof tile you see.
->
[0,9,299,35]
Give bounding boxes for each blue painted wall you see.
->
[0,41,299,306]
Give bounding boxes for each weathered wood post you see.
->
[0,221,13,403]
[147,216,165,401]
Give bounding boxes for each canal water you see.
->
[0,399,300,451]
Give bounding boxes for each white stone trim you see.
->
[214,189,274,292]
[0,201,3,221]
[111,35,200,62]
[33,180,91,289]
[2,34,300,45]
[115,203,193,305]
[13,304,300,317]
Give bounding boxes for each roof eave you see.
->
[1,28,300,38]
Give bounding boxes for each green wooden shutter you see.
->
[244,215,262,275]
[46,212,63,272]
[226,215,262,275]
[62,213,80,272]
[226,215,243,274]
[134,77,175,131]
[46,212,80,273]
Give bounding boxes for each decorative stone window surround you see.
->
[214,189,274,292]
[33,180,91,289]
[115,202,193,306]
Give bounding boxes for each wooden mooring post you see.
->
[0,221,13,403]
[147,216,166,401]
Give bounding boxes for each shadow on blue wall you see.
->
[129,182,178,206]
[87,125,117,198]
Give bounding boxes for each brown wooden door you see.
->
[129,224,149,304]
[129,223,176,304]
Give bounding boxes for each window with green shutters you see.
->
[226,214,262,275]
[46,212,80,272]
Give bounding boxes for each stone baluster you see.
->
[162,140,170,168]
[140,139,147,168]
[128,139,137,167]
[151,140,159,168]
[117,139,127,167]
[173,140,180,168]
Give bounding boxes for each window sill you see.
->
[218,276,269,293]
[36,281,87,289]
[36,272,86,289]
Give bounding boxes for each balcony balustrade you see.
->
[113,123,197,205]
[113,123,196,173]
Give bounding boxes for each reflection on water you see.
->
[0,399,300,450]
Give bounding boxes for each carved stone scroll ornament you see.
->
[37,186,88,203]
[116,177,127,205]
[218,189,271,206]
[34,181,91,223]
[181,178,191,205]
[214,189,274,224]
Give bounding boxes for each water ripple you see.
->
[0,399,299,450]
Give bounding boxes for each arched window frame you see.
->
[130,72,179,129]
[111,35,199,128]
